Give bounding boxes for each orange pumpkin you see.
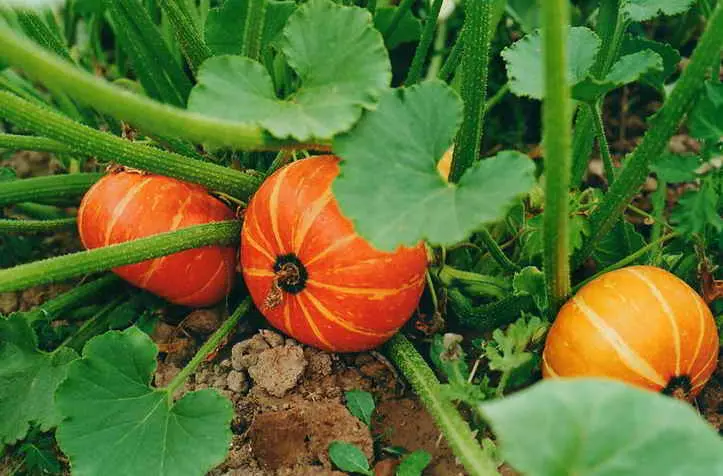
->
[78,172,237,307]
[240,155,427,352]
[542,265,719,399]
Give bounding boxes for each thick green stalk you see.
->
[699,0,722,81]
[0,92,261,198]
[15,9,72,61]
[0,26,296,150]
[0,221,240,293]
[158,0,213,72]
[578,4,723,262]
[0,217,77,233]
[166,298,251,399]
[570,0,625,186]
[590,102,615,184]
[242,0,267,61]
[0,173,102,207]
[23,274,121,324]
[0,133,74,154]
[449,0,492,182]
[384,334,499,476]
[541,0,572,310]
[406,0,444,85]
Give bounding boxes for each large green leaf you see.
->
[55,327,233,476]
[688,81,723,142]
[374,6,421,49]
[189,0,391,142]
[502,27,600,100]
[481,379,723,476]
[622,0,696,22]
[620,35,680,91]
[572,50,663,102]
[0,314,77,445]
[333,82,536,251]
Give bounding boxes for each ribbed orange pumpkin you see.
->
[542,265,719,399]
[240,155,428,352]
[77,172,237,307]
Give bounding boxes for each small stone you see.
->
[219,359,232,369]
[227,370,249,393]
[231,334,271,370]
[212,375,228,389]
[248,345,307,397]
[0,292,19,315]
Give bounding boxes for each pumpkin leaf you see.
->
[333,81,536,251]
[572,50,663,102]
[0,314,77,445]
[622,0,696,22]
[620,35,681,91]
[688,81,723,143]
[189,0,391,142]
[55,327,233,476]
[481,379,723,476]
[374,6,421,49]
[650,153,700,183]
[670,174,723,236]
[502,27,600,100]
[344,390,375,427]
[592,221,646,269]
[512,266,548,314]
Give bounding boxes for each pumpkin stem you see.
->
[263,253,308,310]
[662,375,692,401]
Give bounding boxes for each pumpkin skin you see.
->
[542,265,719,399]
[240,155,427,352]
[77,172,237,307]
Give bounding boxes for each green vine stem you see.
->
[573,232,680,292]
[0,133,74,154]
[384,334,499,476]
[405,0,444,85]
[166,298,251,400]
[0,220,240,293]
[477,227,520,273]
[648,178,667,265]
[541,0,573,310]
[158,0,213,73]
[447,289,537,332]
[437,30,463,83]
[570,0,626,186]
[22,274,121,324]
[0,173,102,207]
[0,92,261,198]
[242,0,268,61]
[578,3,723,263]
[0,217,77,233]
[436,265,509,299]
[449,0,492,182]
[590,102,615,184]
[0,26,301,150]
[384,0,416,39]
[11,202,68,220]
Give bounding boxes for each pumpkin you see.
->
[77,171,237,307]
[240,155,427,352]
[542,265,719,399]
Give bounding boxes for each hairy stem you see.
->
[23,274,121,324]
[449,0,492,182]
[158,0,213,73]
[166,298,251,399]
[0,133,74,154]
[384,334,499,476]
[590,102,615,185]
[0,92,261,198]
[0,221,240,293]
[0,26,300,150]
[0,173,102,207]
[242,0,267,61]
[477,227,519,273]
[578,3,723,263]
[541,0,572,310]
[0,217,77,233]
[406,0,444,85]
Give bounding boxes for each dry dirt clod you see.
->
[259,329,285,347]
[304,348,333,378]
[154,362,181,387]
[248,345,307,398]
[232,334,272,370]
[227,370,250,394]
[183,309,222,334]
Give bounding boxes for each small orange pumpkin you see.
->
[542,265,719,399]
[240,155,427,352]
